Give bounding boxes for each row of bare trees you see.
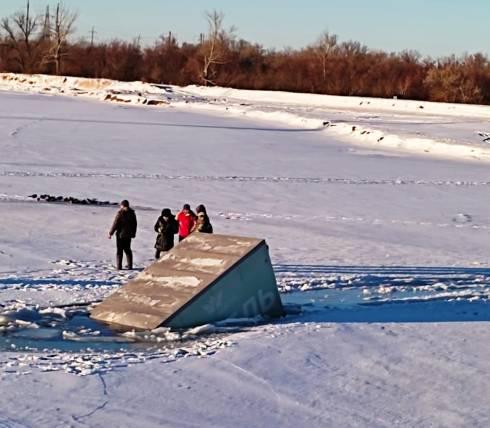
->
[1,1,77,74]
[1,3,490,104]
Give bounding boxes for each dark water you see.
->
[2,284,490,354]
[0,313,146,353]
[0,309,208,353]
[282,287,490,323]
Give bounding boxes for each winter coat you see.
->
[193,212,213,234]
[154,215,178,251]
[109,208,137,239]
[177,211,196,239]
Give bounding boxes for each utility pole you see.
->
[89,26,96,47]
[41,5,51,40]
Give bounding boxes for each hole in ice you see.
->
[282,284,490,323]
[0,305,235,354]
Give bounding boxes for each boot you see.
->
[116,254,123,270]
[126,252,133,270]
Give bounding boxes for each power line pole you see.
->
[89,26,96,47]
[41,5,51,40]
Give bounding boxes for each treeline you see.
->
[1,2,490,104]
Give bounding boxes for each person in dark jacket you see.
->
[154,208,178,259]
[192,204,213,234]
[108,200,137,270]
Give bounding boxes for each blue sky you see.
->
[1,0,489,57]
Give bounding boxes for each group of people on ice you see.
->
[108,200,213,270]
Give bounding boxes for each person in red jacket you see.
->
[176,203,196,242]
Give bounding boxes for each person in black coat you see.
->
[192,204,213,234]
[108,200,137,270]
[154,208,178,259]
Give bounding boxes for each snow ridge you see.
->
[1,72,490,163]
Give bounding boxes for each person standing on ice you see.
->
[108,200,137,270]
[154,208,178,259]
[192,204,213,234]
[176,203,196,242]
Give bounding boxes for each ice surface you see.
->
[0,78,490,427]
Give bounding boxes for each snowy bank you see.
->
[1,73,490,163]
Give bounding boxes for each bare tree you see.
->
[200,10,235,85]
[424,58,483,104]
[0,0,41,73]
[46,2,78,74]
[315,31,338,81]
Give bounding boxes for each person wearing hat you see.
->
[192,204,213,234]
[154,208,179,259]
[108,200,137,270]
[176,203,197,242]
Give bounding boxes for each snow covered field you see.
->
[1,76,490,427]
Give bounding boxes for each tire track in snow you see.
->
[0,193,487,231]
[2,170,490,187]
[216,211,490,231]
[0,114,322,133]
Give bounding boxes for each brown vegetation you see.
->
[1,3,490,104]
